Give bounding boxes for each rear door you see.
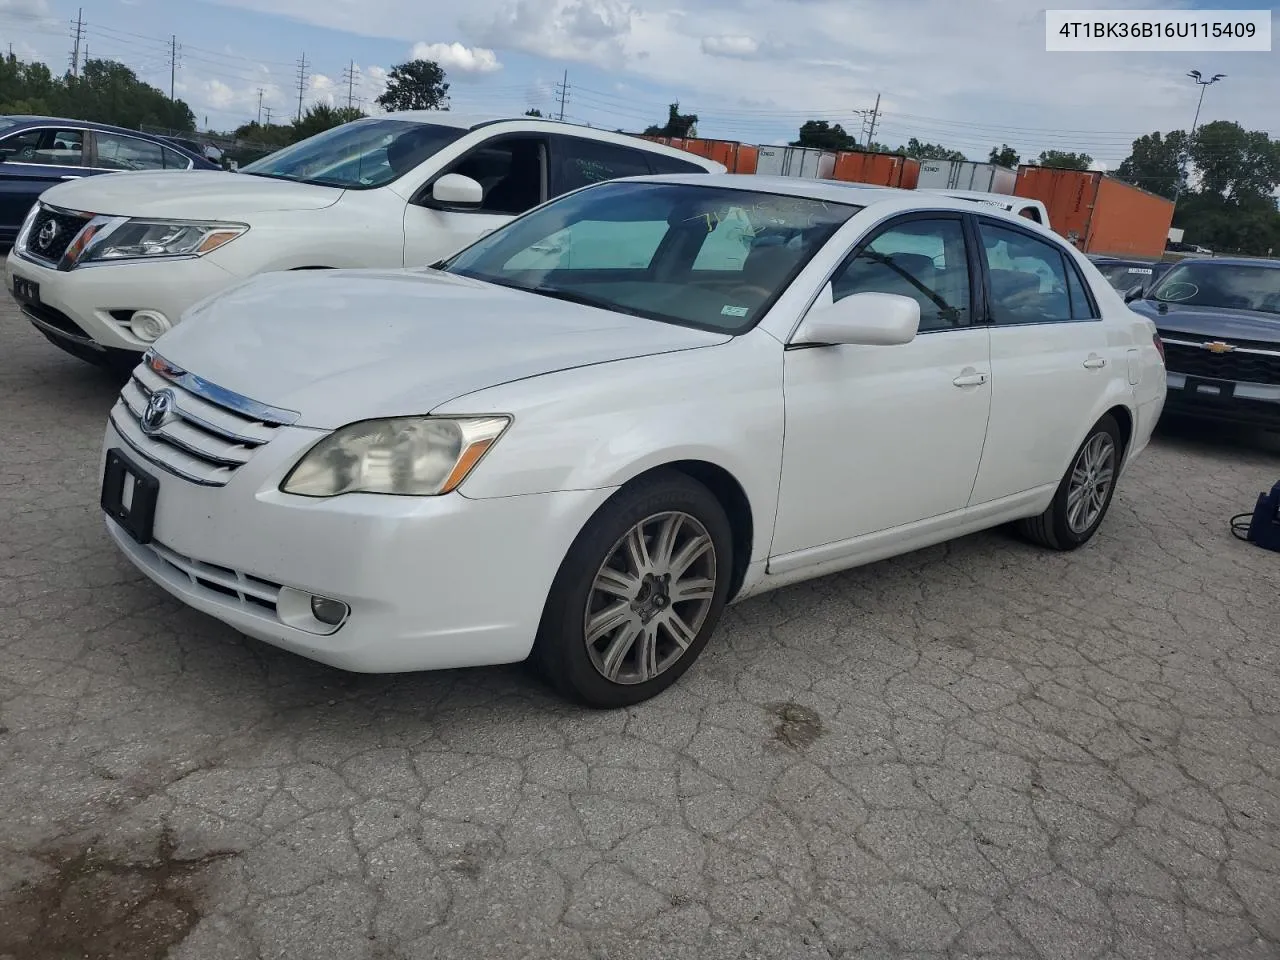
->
[967,216,1115,505]
[0,125,92,239]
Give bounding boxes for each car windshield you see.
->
[442,180,861,332]
[240,119,467,189]
[1149,260,1280,315]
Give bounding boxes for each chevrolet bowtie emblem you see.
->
[1202,341,1235,354]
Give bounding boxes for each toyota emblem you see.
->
[141,389,176,434]
[35,218,58,250]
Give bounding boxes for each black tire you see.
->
[532,470,734,709]
[1017,413,1124,551]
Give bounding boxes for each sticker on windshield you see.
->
[1127,267,1153,274]
[721,305,749,317]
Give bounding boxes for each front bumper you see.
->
[5,248,239,354]
[101,417,615,673]
[1161,371,1280,428]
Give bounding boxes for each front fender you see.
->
[436,331,785,564]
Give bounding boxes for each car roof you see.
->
[1170,256,1280,269]
[600,173,1065,230]
[0,115,207,156]
[359,111,724,171]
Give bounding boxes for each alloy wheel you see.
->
[1066,432,1117,534]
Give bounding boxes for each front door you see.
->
[0,126,91,240]
[770,213,993,559]
[967,217,1115,505]
[402,135,547,267]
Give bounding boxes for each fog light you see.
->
[129,310,171,342]
[310,595,349,626]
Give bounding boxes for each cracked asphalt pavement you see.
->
[2,299,1279,960]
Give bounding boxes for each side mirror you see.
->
[791,291,920,347]
[430,173,483,209]
[1123,285,1145,304]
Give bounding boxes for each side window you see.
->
[831,218,972,331]
[444,136,545,215]
[645,153,709,175]
[1064,256,1100,319]
[162,146,192,169]
[0,127,85,166]
[549,137,652,196]
[979,222,1073,324]
[503,219,668,271]
[692,206,753,272]
[93,133,167,171]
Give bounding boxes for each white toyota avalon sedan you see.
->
[99,174,1167,708]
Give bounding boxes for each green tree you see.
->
[1188,120,1280,201]
[376,59,449,112]
[292,103,365,141]
[896,137,965,161]
[1034,149,1092,170]
[644,103,697,138]
[525,108,543,117]
[791,119,858,151]
[1114,131,1187,200]
[0,55,195,131]
[988,143,1019,166]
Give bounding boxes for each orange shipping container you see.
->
[830,152,921,188]
[1013,166,1174,259]
[638,136,758,173]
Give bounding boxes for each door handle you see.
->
[1083,355,1107,369]
[952,372,988,387]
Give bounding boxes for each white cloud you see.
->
[410,41,502,74]
[467,0,634,66]
[700,35,759,59]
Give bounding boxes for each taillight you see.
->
[1153,332,1165,362]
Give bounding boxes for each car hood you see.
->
[1131,300,1280,345]
[153,268,733,429]
[39,170,341,218]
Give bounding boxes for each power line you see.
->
[68,6,84,77]
[295,52,308,122]
[555,70,570,121]
[343,59,357,110]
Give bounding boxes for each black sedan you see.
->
[0,116,219,244]
[1088,255,1173,297]
[1128,257,1280,429]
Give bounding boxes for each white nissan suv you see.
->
[4,113,722,372]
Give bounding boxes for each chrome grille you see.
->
[109,352,299,487]
[1160,335,1280,386]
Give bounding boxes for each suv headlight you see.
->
[71,218,248,265]
[280,416,511,497]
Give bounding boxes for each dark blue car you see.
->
[1128,257,1280,429]
[0,115,219,244]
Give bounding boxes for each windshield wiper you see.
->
[239,170,295,182]
[526,284,652,319]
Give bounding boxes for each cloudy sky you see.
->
[1,0,1276,169]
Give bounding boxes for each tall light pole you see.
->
[1173,70,1225,209]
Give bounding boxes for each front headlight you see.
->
[280,416,511,498]
[74,218,248,265]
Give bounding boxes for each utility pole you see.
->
[1172,70,1225,210]
[295,53,309,122]
[168,35,180,100]
[865,93,881,148]
[555,70,569,121]
[264,105,273,127]
[256,88,264,125]
[343,60,358,110]
[68,7,84,77]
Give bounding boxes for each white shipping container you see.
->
[916,160,1016,194]
[756,145,836,179]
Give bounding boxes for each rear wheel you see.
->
[1017,414,1123,551]
[532,471,734,708]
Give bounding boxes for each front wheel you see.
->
[532,471,734,709]
[1017,414,1123,551]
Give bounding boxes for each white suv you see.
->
[4,113,722,371]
